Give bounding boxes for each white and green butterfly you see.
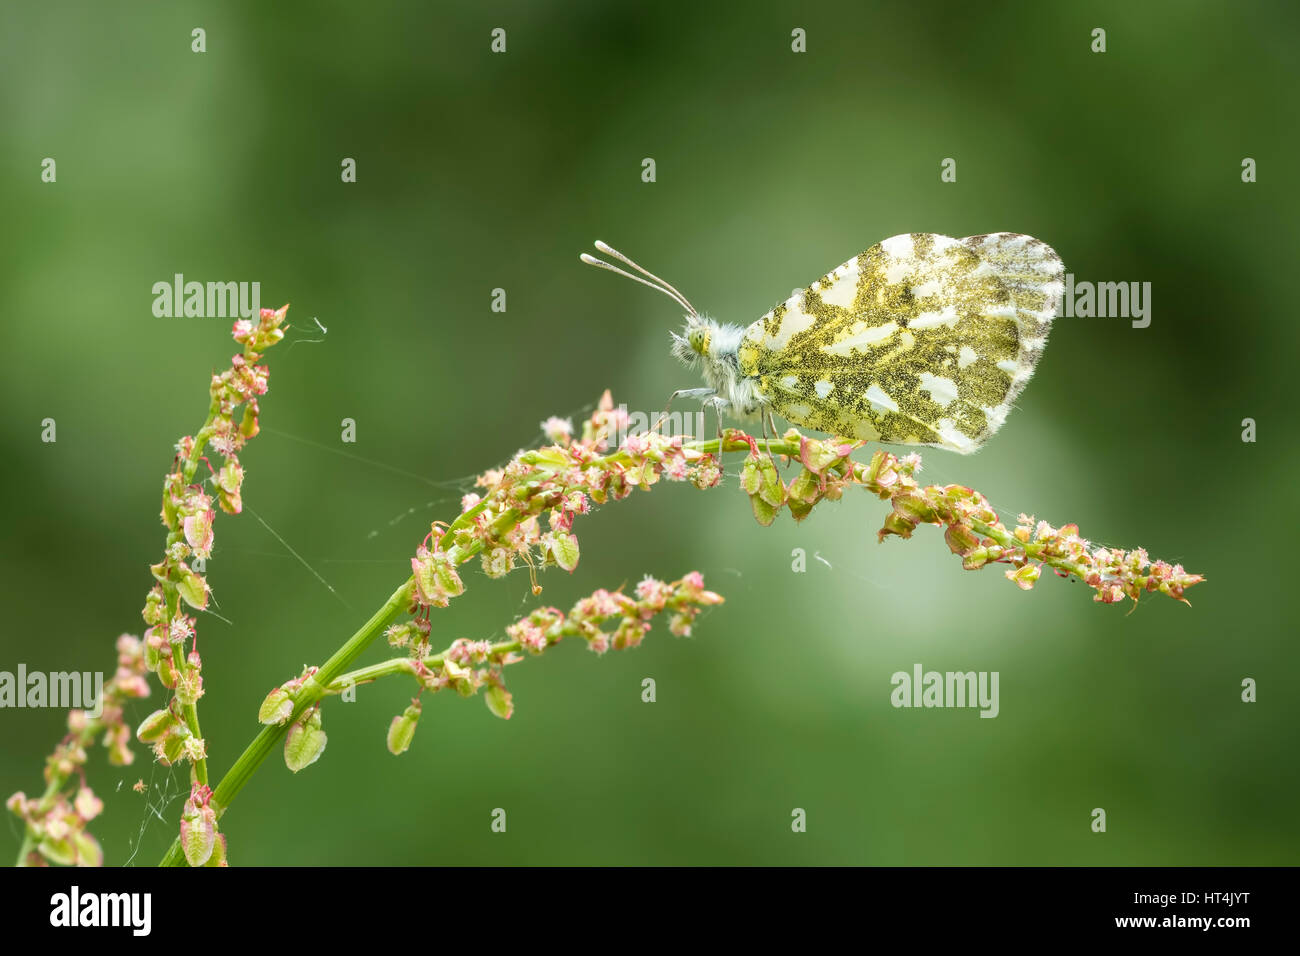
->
[582,232,1064,453]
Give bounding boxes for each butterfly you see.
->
[581,232,1064,453]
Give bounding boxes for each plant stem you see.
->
[157,488,509,864]
[12,723,95,868]
[324,638,523,694]
[969,518,1087,581]
[170,641,207,787]
[157,577,415,866]
[166,408,221,788]
[155,434,774,865]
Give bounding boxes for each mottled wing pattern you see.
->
[736,232,1063,452]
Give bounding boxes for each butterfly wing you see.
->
[736,232,1063,452]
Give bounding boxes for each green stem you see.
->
[170,409,221,786]
[14,720,102,866]
[157,433,751,865]
[170,641,207,787]
[969,518,1090,581]
[526,435,801,470]
[324,638,524,694]
[158,577,415,866]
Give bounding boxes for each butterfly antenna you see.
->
[580,254,690,311]
[594,240,701,317]
[581,241,700,317]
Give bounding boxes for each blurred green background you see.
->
[2,0,1296,865]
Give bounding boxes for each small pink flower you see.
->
[541,417,574,444]
[168,615,196,646]
[635,576,671,609]
[509,619,549,653]
[183,509,215,559]
[410,546,465,608]
[612,617,649,650]
[690,455,722,489]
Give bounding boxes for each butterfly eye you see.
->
[688,328,709,355]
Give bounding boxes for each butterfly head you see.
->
[581,240,713,361]
[669,317,714,366]
[581,240,747,408]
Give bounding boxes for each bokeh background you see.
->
[2,1,1296,865]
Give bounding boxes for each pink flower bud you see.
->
[612,617,648,650]
[284,707,327,773]
[635,576,671,608]
[548,531,580,572]
[786,469,822,507]
[944,524,982,556]
[878,512,917,541]
[142,586,166,626]
[239,400,260,440]
[481,547,514,579]
[485,682,513,720]
[387,701,422,754]
[798,437,848,475]
[136,708,177,743]
[669,610,696,637]
[411,547,466,608]
[175,666,203,706]
[384,623,413,648]
[258,686,294,726]
[74,787,103,822]
[892,493,939,525]
[72,830,103,867]
[159,728,189,765]
[183,509,215,559]
[690,455,722,489]
[203,832,229,867]
[750,492,779,527]
[180,787,217,867]
[541,416,574,445]
[1006,563,1042,590]
[38,836,76,867]
[176,565,209,611]
[216,458,244,514]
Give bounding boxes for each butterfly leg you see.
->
[757,405,784,472]
[653,387,716,433]
[764,408,790,469]
[712,396,727,471]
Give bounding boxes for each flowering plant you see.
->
[8,307,1202,867]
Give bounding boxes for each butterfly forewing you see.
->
[736,232,1063,453]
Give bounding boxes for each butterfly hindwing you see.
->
[736,232,1064,452]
